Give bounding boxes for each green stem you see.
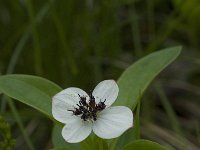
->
[134,101,141,139]
[25,0,43,75]
[146,2,186,53]
[0,2,53,149]
[48,0,78,75]
[129,2,142,57]
[6,97,35,150]
[1,0,51,112]
[80,137,93,150]
[146,0,155,40]
[155,82,182,136]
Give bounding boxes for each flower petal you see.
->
[52,87,89,123]
[92,80,119,107]
[93,106,133,139]
[62,117,92,143]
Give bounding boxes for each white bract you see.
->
[52,80,133,143]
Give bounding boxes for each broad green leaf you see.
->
[0,74,62,119]
[122,139,169,150]
[111,46,181,150]
[114,46,181,109]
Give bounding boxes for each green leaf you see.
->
[114,46,181,109]
[0,74,62,119]
[111,46,181,150]
[122,139,169,150]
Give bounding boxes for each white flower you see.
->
[52,80,133,143]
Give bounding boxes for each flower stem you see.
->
[7,97,35,150]
[80,136,93,150]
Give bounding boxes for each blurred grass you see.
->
[0,0,200,149]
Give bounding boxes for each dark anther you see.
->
[78,94,88,106]
[92,112,97,121]
[68,108,82,115]
[96,99,106,111]
[81,112,90,121]
[68,92,107,121]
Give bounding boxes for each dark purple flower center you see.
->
[68,93,106,121]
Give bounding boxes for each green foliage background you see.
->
[0,0,200,149]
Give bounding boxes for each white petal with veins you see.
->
[92,80,119,107]
[92,106,133,139]
[52,80,134,143]
[52,87,89,123]
[62,117,92,143]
